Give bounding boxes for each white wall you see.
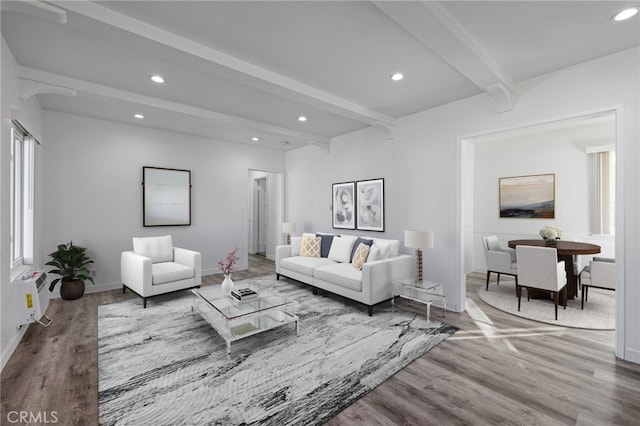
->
[471,119,616,273]
[286,47,639,362]
[42,112,285,293]
[1,37,45,369]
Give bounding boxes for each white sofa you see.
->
[275,233,414,315]
[121,235,201,308]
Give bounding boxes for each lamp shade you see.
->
[282,222,296,234]
[404,230,434,249]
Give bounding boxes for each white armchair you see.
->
[121,235,201,308]
[482,236,518,291]
[580,257,615,310]
[516,245,567,320]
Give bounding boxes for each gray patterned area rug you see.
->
[98,275,456,425]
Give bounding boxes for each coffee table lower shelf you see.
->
[192,290,299,356]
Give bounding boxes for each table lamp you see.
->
[404,230,434,283]
[282,222,296,245]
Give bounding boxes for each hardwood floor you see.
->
[2,258,639,425]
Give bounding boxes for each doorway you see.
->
[460,110,617,325]
[248,170,284,262]
[254,177,267,257]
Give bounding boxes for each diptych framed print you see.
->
[332,182,355,229]
[499,173,555,219]
[356,178,384,232]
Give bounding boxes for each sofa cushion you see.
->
[133,235,173,263]
[350,237,373,262]
[328,235,357,263]
[316,233,336,258]
[152,261,194,285]
[300,236,321,257]
[280,256,336,276]
[314,263,363,292]
[352,243,370,270]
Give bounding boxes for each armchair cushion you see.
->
[152,262,194,285]
[133,235,173,263]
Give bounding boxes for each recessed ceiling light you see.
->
[150,74,165,84]
[390,72,404,81]
[133,113,144,119]
[280,140,290,146]
[298,115,307,122]
[612,7,638,21]
[252,137,259,142]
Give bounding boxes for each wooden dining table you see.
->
[508,239,601,304]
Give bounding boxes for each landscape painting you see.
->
[499,174,555,218]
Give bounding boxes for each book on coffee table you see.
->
[230,288,259,301]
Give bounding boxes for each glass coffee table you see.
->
[391,278,446,321]
[191,281,299,356]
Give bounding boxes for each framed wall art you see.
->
[356,178,384,231]
[143,166,192,226]
[332,181,355,229]
[499,173,555,219]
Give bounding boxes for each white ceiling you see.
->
[2,1,638,151]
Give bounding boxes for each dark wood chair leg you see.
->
[143,297,147,308]
[368,306,373,316]
[563,287,567,308]
[486,271,491,290]
[582,285,586,309]
[123,285,126,294]
[497,273,500,286]
[312,287,318,295]
[517,285,522,311]
[276,274,280,280]
[585,286,589,302]
[514,276,519,296]
[554,291,559,320]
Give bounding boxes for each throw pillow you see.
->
[316,233,336,258]
[351,243,370,270]
[366,245,380,262]
[350,237,373,262]
[290,237,302,256]
[328,235,357,263]
[372,241,391,260]
[300,236,321,257]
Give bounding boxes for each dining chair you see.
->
[580,257,615,309]
[482,236,518,291]
[515,245,567,320]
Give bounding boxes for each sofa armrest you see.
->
[361,254,415,304]
[275,245,292,273]
[121,251,152,296]
[174,247,202,286]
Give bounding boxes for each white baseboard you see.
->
[623,348,640,364]
[1,324,28,372]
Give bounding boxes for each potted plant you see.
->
[46,241,95,300]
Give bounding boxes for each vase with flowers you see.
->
[218,248,240,294]
[539,225,562,245]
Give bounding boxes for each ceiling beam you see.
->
[0,0,67,24]
[19,66,331,145]
[48,0,396,127]
[373,0,515,112]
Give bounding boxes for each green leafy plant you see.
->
[45,241,95,292]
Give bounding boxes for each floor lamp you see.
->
[404,230,434,283]
[282,222,296,245]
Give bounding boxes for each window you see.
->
[594,150,615,235]
[10,123,36,269]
